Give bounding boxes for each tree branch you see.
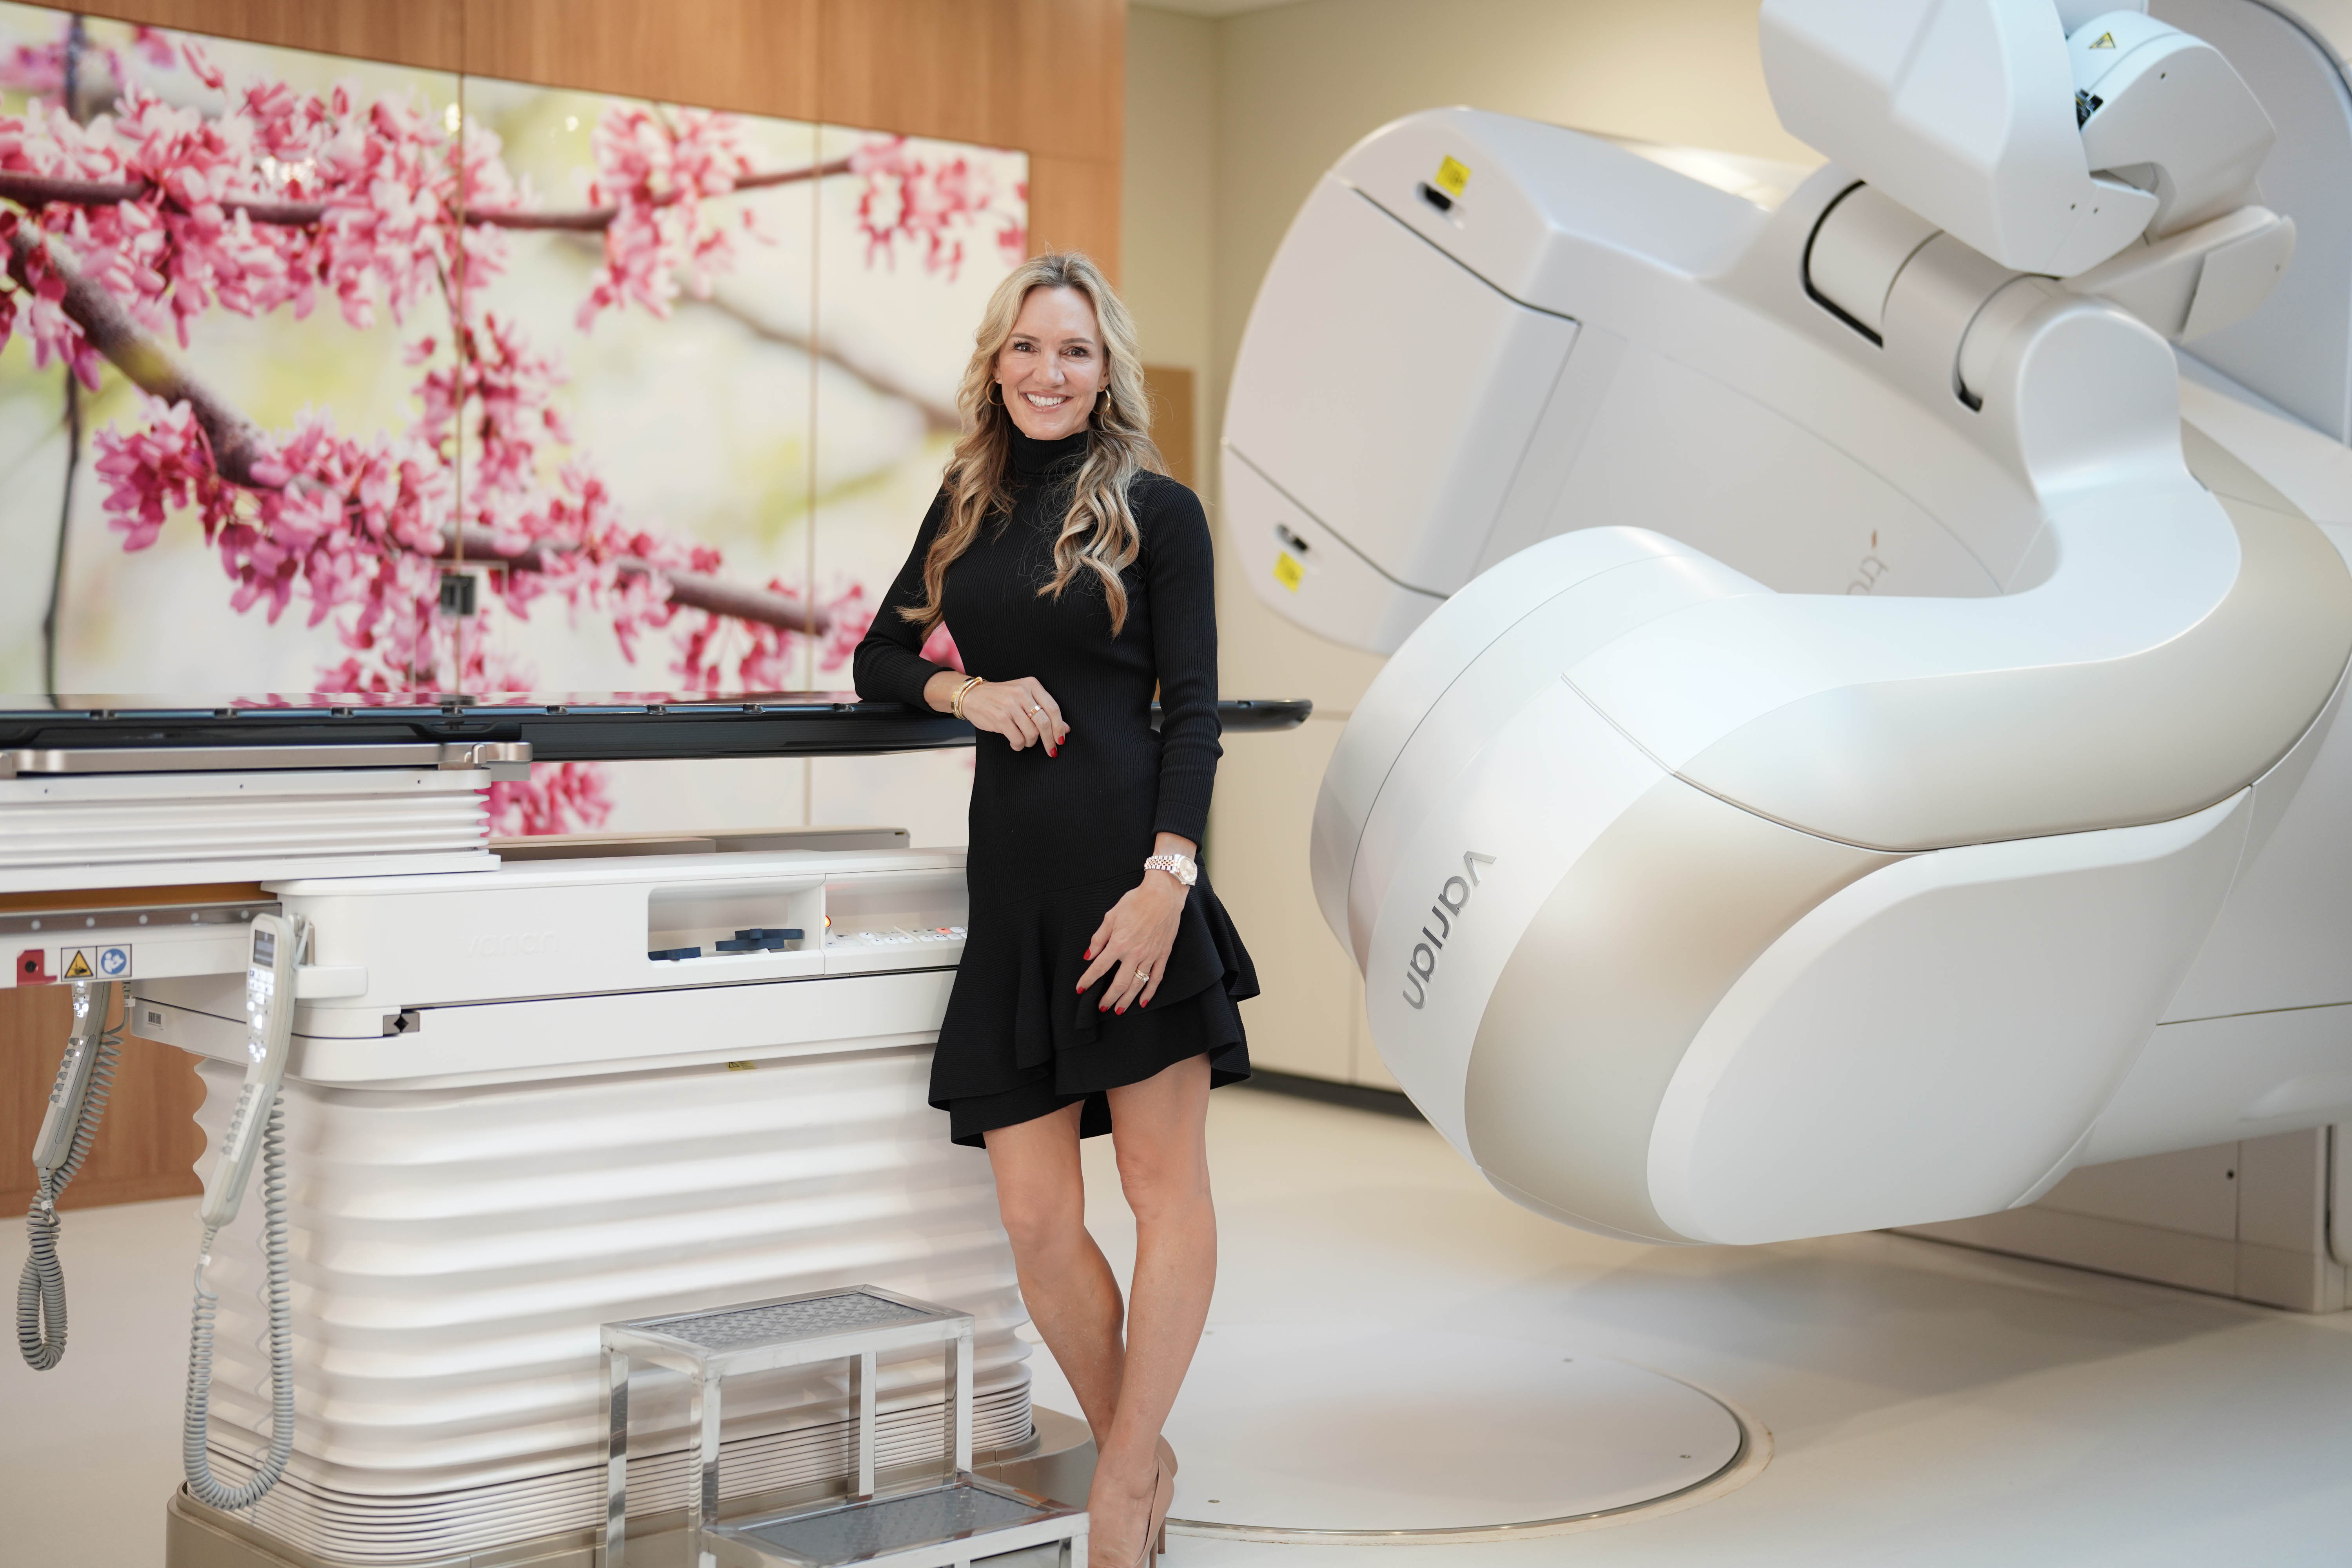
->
[6,227,271,484]
[437,526,827,635]
[44,13,90,700]
[0,155,858,233]
[0,172,145,206]
[472,158,859,230]
[4,232,828,638]
[698,290,960,432]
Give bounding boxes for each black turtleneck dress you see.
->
[853,429,1256,1146]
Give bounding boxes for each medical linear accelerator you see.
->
[20,0,2352,1558]
[1225,0,2352,1254]
[5,698,1310,1566]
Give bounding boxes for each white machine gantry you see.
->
[1223,1,2352,1254]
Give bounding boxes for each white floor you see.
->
[9,1085,2352,1565]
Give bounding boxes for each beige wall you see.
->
[1121,5,1219,486]
[1207,0,1811,719]
[1131,0,1810,1085]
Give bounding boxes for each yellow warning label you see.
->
[1434,155,1471,198]
[2090,31,2115,47]
[1272,552,1305,592]
[62,950,93,979]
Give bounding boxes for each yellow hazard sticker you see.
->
[2090,31,2115,47]
[1272,552,1305,592]
[60,945,130,980]
[1434,156,1471,198]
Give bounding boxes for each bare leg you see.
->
[984,1102,1127,1449]
[1092,1055,1216,1559]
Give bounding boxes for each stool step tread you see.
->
[625,1290,940,1353]
[720,1480,1075,1566]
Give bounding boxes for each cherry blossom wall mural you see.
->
[0,5,1022,839]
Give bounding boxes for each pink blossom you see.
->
[90,397,233,550]
[178,38,225,94]
[0,60,461,352]
[819,583,874,672]
[91,392,452,664]
[918,619,962,673]
[576,103,760,329]
[2,221,107,388]
[486,762,612,837]
[850,136,1026,280]
[5,37,1027,825]
[129,29,179,71]
[0,39,65,100]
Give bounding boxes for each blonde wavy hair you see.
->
[898,252,1164,638]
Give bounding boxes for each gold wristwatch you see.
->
[1144,852,1198,887]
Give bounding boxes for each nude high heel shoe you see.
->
[1102,1459,1172,1568]
[1150,1438,1177,1557]
[1143,1460,1175,1563]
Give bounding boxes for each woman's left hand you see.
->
[1078,858,1190,1015]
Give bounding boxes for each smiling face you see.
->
[995,285,1109,441]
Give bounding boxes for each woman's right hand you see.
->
[926,672,1069,756]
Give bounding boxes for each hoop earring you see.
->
[987,381,1005,407]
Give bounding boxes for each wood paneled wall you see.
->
[69,0,466,69]
[2,985,207,1215]
[1,884,261,1211]
[68,0,1126,272]
[0,0,1126,1214]
[1143,365,1196,491]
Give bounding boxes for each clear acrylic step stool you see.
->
[601,1284,1088,1568]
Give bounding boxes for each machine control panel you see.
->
[826,924,967,950]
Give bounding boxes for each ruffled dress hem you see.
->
[932,870,1258,1147]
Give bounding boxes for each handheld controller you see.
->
[17,980,120,1370]
[201,913,304,1231]
[31,982,111,1181]
[181,910,309,1509]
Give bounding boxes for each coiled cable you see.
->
[16,987,121,1371]
[183,1094,296,1510]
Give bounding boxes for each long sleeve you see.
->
[853,489,956,708]
[1142,477,1223,844]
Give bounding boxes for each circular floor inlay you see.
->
[1162,1325,1751,1541]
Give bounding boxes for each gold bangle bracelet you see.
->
[950,675,984,720]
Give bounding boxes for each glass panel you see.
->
[0,5,461,697]
[806,125,1030,850]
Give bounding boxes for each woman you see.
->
[854,251,1254,1566]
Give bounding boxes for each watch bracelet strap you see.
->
[1145,853,1197,884]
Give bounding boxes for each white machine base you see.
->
[162,1411,1099,1568]
[1161,1326,1760,1542]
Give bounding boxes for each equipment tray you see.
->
[706,1475,1084,1568]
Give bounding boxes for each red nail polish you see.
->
[1116,1005,1127,1015]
